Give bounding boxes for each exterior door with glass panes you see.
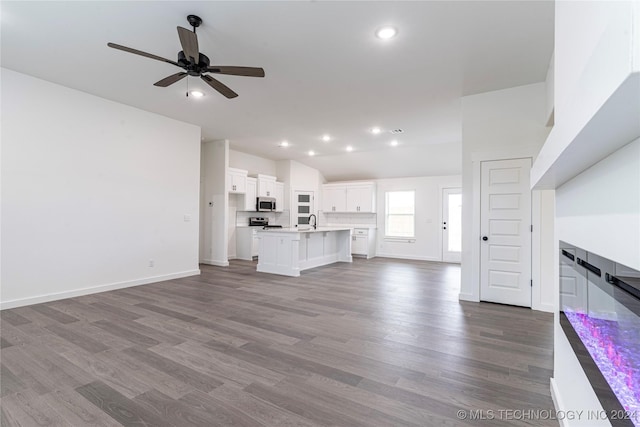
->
[294,191,314,228]
[442,188,462,263]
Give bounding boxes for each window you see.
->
[385,191,415,237]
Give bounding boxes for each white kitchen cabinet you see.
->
[227,168,247,194]
[243,177,257,211]
[322,182,375,213]
[257,174,276,197]
[351,228,376,259]
[346,183,376,213]
[322,184,347,212]
[274,182,284,212]
[236,227,259,260]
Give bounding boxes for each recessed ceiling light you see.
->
[322,134,331,142]
[346,146,354,152]
[279,140,289,147]
[375,26,397,40]
[308,150,315,156]
[190,90,204,98]
[371,127,382,135]
[390,140,399,147]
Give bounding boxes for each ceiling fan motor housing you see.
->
[178,51,210,76]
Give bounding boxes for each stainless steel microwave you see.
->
[256,197,276,212]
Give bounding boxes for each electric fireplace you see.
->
[560,242,640,426]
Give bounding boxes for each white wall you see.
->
[1,69,201,309]
[200,140,229,266]
[554,1,637,130]
[229,149,278,177]
[556,138,640,271]
[460,82,551,305]
[544,53,555,126]
[375,175,461,261]
[533,190,556,312]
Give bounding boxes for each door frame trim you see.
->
[461,147,542,305]
[441,187,462,263]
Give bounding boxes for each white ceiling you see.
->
[1,1,554,180]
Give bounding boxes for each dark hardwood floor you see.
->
[1,258,557,426]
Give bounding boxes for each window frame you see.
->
[384,190,416,239]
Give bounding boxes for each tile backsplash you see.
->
[236,210,290,226]
[321,212,377,227]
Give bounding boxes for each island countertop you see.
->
[256,227,352,234]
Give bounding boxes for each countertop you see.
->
[324,223,377,229]
[256,227,352,234]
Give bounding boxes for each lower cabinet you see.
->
[236,227,259,260]
[351,228,376,259]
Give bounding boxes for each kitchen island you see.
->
[256,227,352,277]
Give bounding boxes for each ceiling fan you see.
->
[107,15,265,99]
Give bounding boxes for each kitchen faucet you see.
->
[308,214,317,230]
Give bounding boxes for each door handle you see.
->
[482,236,488,241]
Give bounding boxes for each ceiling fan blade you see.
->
[153,72,188,87]
[201,75,238,99]
[206,66,265,78]
[107,42,180,67]
[177,27,199,64]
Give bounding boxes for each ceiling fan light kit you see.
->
[107,15,265,99]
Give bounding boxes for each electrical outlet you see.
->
[149,259,154,267]
[184,214,192,222]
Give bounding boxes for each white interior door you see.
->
[442,188,462,263]
[294,191,314,227]
[480,158,532,307]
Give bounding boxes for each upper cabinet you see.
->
[274,182,284,212]
[346,184,376,213]
[256,174,284,211]
[323,182,376,213]
[322,184,347,213]
[244,177,257,211]
[257,174,276,198]
[228,168,247,194]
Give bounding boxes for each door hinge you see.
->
[530,279,533,287]
[530,225,533,232]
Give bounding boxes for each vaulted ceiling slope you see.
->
[1,1,553,180]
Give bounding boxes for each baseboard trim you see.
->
[375,253,440,262]
[200,259,230,267]
[0,269,201,310]
[550,378,568,427]
[458,292,479,302]
[533,302,555,313]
